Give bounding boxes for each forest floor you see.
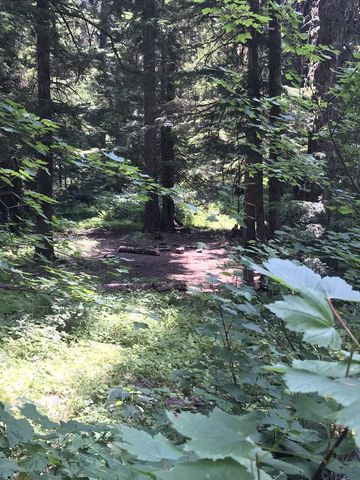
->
[67,229,236,286]
[1,224,237,423]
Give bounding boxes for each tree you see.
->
[35,0,55,261]
[304,0,355,205]
[142,0,161,233]
[160,29,177,231]
[268,1,283,238]
[242,0,265,246]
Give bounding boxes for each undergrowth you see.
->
[0,291,209,424]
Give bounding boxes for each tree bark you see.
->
[242,0,265,246]
[142,0,161,233]
[35,0,55,261]
[268,2,283,238]
[99,0,111,50]
[304,0,354,204]
[160,31,177,231]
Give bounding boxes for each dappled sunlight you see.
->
[0,338,124,420]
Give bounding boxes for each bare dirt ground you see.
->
[70,230,237,286]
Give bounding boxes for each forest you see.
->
[0,0,360,478]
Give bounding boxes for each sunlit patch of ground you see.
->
[0,340,123,420]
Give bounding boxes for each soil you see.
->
[70,230,238,287]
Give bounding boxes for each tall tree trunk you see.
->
[303,0,352,204]
[98,0,112,148]
[99,0,111,49]
[160,31,176,231]
[242,0,264,246]
[142,0,161,233]
[35,0,55,261]
[268,2,283,238]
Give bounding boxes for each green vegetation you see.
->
[1,0,360,479]
[0,291,208,423]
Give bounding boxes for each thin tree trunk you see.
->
[160,31,176,231]
[142,0,161,233]
[35,0,55,261]
[243,0,264,246]
[268,2,283,238]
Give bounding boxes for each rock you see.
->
[196,249,203,253]
[175,247,185,254]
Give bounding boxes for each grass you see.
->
[0,289,210,424]
[184,202,235,231]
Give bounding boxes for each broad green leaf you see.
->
[157,459,255,480]
[168,408,262,461]
[260,453,306,476]
[19,454,49,473]
[0,457,19,477]
[118,425,182,462]
[250,258,322,291]
[291,359,360,377]
[328,458,360,478]
[282,368,360,406]
[318,276,360,302]
[0,405,34,447]
[294,395,335,423]
[267,293,341,349]
[249,258,360,302]
[21,403,58,429]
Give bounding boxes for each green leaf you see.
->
[0,456,19,478]
[21,403,58,429]
[328,458,360,479]
[0,405,34,447]
[260,453,306,476]
[282,368,360,406]
[117,425,182,462]
[291,359,360,377]
[251,258,322,291]
[168,408,262,461]
[294,395,335,423]
[157,459,255,480]
[318,276,360,302]
[19,454,49,473]
[250,258,360,302]
[267,292,341,349]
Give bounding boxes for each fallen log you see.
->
[117,246,160,256]
[103,281,187,292]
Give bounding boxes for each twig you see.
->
[311,428,349,480]
[329,299,360,348]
